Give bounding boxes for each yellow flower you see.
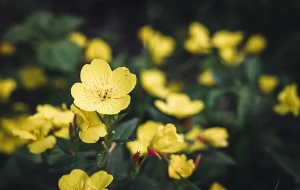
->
[218,47,244,66]
[69,32,87,48]
[58,169,113,190]
[148,32,175,65]
[140,69,170,98]
[51,77,67,89]
[212,30,244,49]
[259,75,279,94]
[185,126,228,152]
[155,93,205,118]
[37,104,74,139]
[85,38,112,62]
[71,59,137,115]
[71,104,107,143]
[149,123,186,154]
[0,130,23,154]
[209,182,227,190]
[1,115,29,132]
[273,84,300,117]
[0,75,17,102]
[166,81,181,93]
[13,102,29,112]
[0,41,16,56]
[245,34,267,54]
[185,22,211,54]
[138,25,155,47]
[168,154,195,179]
[12,113,56,154]
[19,66,47,90]
[126,120,161,156]
[198,69,216,86]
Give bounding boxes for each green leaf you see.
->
[97,149,110,168]
[235,87,254,127]
[50,15,83,38]
[112,139,136,142]
[47,145,67,165]
[148,106,174,123]
[3,25,34,43]
[37,40,81,72]
[245,56,261,85]
[204,150,236,165]
[113,118,138,143]
[206,89,226,111]
[180,178,202,190]
[107,146,129,182]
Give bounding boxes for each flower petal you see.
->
[79,124,107,143]
[96,95,131,115]
[71,83,97,111]
[58,169,89,190]
[27,136,56,154]
[110,67,137,98]
[12,129,37,140]
[89,170,113,190]
[126,140,148,156]
[80,59,112,89]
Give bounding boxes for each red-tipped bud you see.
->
[131,151,141,164]
[147,147,161,159]
[67,147,76,156]
[73,114,77,128]
[69,123,74,138]
[185,117,192,128]
[109,142,117,153]
[194,154,201,171]
[197,135,204,142]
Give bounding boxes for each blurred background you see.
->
[1,0,300,190]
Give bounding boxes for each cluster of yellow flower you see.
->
[185,22,267,66]
[69,32,112,62]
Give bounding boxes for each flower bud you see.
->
[194,154,201,171]
[131,151,141,164]
[69,123,74,138]
[147,147,161,159]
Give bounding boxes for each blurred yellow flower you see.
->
[273,84,300,117]
[58,169,113,190]
[212,30,244,49]
[19,66,47,90]
[168,154,195,179]
[138,25,155,47]
[245,34,267,54]
[71,104,107,143]
[185,126,228,152]
[185,22,211,54]
[0,41,16,56]
[0,75,17,102]
[149,123,186,154]
[155,93,204,118]
[198,69,216,86]
[13,102,29,112]
[71,59,136,115]
[0,130,23,154]
[69,32,87,48]
[85,38,112,62]
[1,115,29,132]
[209,182,227,190]
[259,75,279,94]
[51,77,67,89]
[218,47,244,66]
[127,120,161,156]
[12,113,56,154]
[140,69,170,98]
[166,81,181,93]
[37,104,74,139]
[148,32,175,65]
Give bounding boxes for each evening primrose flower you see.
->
[12,114,56,154]
[155,93,205,118]
[126,120,161,156]
[273,84,300,117]
[0,41,16,56]
[198,69,216,86]
[138,25,155,47]
[0,130,24,154]
[218,47,244,66]
[259,75,279,94]
[71,59,137,115]
[209,182,227,190]
[19,66,47,90]
[140,69,171,98]
[58,169,113,190]
[71,104,107,143]
[211,30,244,49]
[245,34,267,54]
[185,22,211,54]
[168,154,195,179]
[149,123,186,154]
[69,32,87,48]
[148,32,175,65]
[185,126,206,152]
[85,38,112,62]
[0,75,17,102]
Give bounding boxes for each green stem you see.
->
[161,154,170,164]
[139,154,148,168]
